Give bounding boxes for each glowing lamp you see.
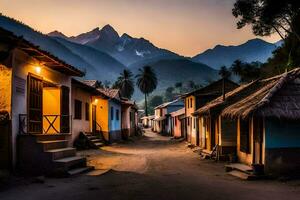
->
[94,99,98,104]
[35,66,41,74]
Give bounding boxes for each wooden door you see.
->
[60,86,70,133]
[253,118,263,164]
[27,74,43,134]
[92,105,97,133]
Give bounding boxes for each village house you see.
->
[222,69,300,177]
[193,81,262,159]
[95,88,122,142]
[121,98,139,139]
[181,79,239,145]
[71,79,109,148]
[0,28,92,175]
[153,99,184,135]
[141,115,155,128]
[170,108,185,138]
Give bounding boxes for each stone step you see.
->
[67,166,94,176]
[37,140,68,150]
[225,163,253,174]
[87,136,98,140]
[54,156,86,170]
[94,142,104,147]
[46,147,76,160]
[228,170,257,180]
[91,139,102,143]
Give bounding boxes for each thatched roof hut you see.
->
[221,68,300,120]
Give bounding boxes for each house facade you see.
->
[97,88,122,142]
[170,108,185,138]
[121,99,138,139]
[194,69,300,176]
[71,79,110,145]
[182,79,239,145]
[153,99,184,135]
[0,28,92,175]
[141,115,155,128]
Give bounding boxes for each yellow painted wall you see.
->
[0,65,12,116]
[236,117,253,165]
[92,96,109,132]
[43,87,61,134]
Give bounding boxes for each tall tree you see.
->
[231,59,243,76]
[136,66,158,116]
[219,66,231,79]
[112,69,135,99]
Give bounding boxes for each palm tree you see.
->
[219,66,231,79]
[136,66,158,116]
[113,69,135,99]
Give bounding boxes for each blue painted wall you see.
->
[265,118,300,148]
[108,100,121,131]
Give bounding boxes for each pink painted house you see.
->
[170,108,185,138]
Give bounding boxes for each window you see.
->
[175,117,178,126]
[116,109,119,120]
[74,100,82,119]
[240,119,250,153]
[85,103,90,121]
[190,98,193,108]
[194,117,196,128]
[187,117,190,126]
[111,107,114,120]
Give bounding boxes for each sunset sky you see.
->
[1,0,280,56]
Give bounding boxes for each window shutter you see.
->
[61,86,70,133]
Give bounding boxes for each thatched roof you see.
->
[193,80,259,116]
[222,68,300,119]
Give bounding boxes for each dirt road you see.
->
[1,129,300,200]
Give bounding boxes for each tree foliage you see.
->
[136,66,158,116]
[219,66,231,79]
[232,0,300,41]
[112,69,135,99]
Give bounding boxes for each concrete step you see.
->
[37,140,68,150]
[228,170,257,180]
[225,163,253,174]
[94,142,104,147]
[67,166,94,176]
[91,139,102,142]
[54,156,87,170]
[87,136,98,140]
[46,147,76,160]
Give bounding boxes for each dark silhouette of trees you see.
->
[136,66,157,116]
[112,69,135,99]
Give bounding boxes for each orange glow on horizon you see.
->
[1,0,280,56]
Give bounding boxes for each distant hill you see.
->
[52,37,126,80]
[49,25,181,67]
[131,59,219,100]
[0,15,125,81]
[192,38,281,69]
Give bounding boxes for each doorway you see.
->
[92,105,97,133]
[253,118,263,164]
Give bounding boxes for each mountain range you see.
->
[192,38,282,69]
[49,25,180,67]
[0,14,281,101]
